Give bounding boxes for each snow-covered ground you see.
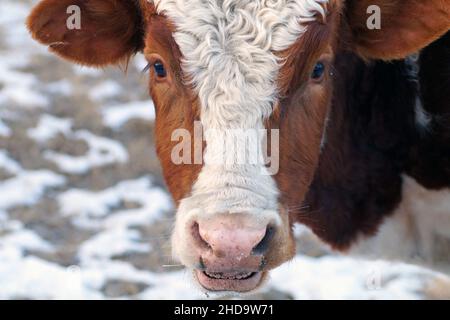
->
[0,0,449,300]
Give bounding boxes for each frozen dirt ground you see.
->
[0,0,450,300]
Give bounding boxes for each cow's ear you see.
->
[27,0,144,67]
[347,0,450,60]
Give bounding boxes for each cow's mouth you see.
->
[204,270,256,280]
[195,270,264,292]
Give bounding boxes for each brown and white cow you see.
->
[27,0,450,293]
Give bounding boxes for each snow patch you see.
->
[0,170,66,211]
[268,255,431,300]
[44,130,129,175]
[0,150,21,174]
[0,229,54,254]
[89,80,122,102]
[0,119,11,137]
[28,114,73,144]
[58,177,172,229]
[79,228,150,262]
[44,80,73,96]
[102,101,155,130]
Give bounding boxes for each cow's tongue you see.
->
[204,271,254,280]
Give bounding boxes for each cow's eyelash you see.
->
[142,63,152,74]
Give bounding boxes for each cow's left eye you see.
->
[311,62,325,80]
[153,61,167,78]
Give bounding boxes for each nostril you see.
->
[252,225,275,255]
[197,257,207,271]
[191,222,211,251]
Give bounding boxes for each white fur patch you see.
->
[153,0,328,265]
[349,175,450,273]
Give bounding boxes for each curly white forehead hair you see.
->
[152,0,328,128]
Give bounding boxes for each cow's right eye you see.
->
[153,61,167,78]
